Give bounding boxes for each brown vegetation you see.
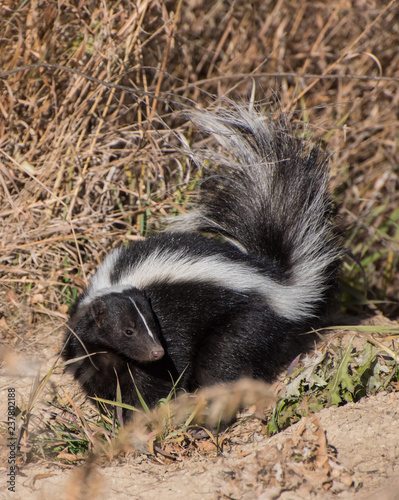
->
[0,0,399,498]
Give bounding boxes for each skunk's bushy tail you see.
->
[170,105,340,319]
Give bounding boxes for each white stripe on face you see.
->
[128,296,155,341]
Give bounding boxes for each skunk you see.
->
[63,105,340,417]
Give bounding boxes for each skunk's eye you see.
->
[125,329,134,337]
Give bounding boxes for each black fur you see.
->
[62,105,341,419]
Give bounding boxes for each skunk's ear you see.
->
[90,299,106,327]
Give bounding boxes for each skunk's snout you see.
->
[150,347,165,361]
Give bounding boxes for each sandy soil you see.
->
[1,319,399,500]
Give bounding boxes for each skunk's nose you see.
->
[151,348,165,361]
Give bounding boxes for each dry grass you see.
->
[1,0,398,319]
[0,0,399,468]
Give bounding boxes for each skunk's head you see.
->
[69,287,165,363]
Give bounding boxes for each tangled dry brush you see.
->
[0,0,398,349]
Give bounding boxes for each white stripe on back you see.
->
[82,246,328,321]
